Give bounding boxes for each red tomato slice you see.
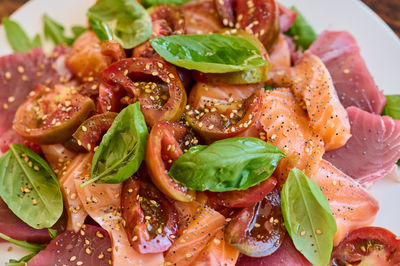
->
[121,177,179,254]
[146,121,196,202]
[186,82,263,143]
[102,58,187,126]
[331,227,400,266]
[224,188,286,257]
[96,82,124,114]
[13,84,95,145]
[235,0,280,51]
[208,176,277,208]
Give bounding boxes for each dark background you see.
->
[0,0,399,37]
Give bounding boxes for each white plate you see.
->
[0,0,400,263]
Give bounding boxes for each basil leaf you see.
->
[6,253,37,266]
[285,6,317,50]
[43,14,86,46]
[82,103,148,187]
[0,233,45,253]
[264,84,274,91]
[382,94,400,120]
[169,137,285,192]
[141,0,192,7]
[150,34,269,73]
[0,144,63,229]
[48,228,57,239]
[87,0,152,49]
[281,168,337,266]
[2,17,41,52]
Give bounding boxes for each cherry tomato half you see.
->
[72,112,117,152]
[13,84,95,145]
[208,177,277,208]
[224,188,286,257]
[102,58,187,126]
[236,0,280,51]
[186,83,263,143]
[331,227,400,266]
[133,4,185,58]
[121,177,179,254]
[146,121,196,202]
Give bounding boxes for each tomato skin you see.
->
[224,189,286,257]
[121,177,179,254]
[100,40,126,61]
[208,177,277,208]
[102,58,187,126]
[72,112,117,152]
[13,84,95,145]
[186,84,264,143]
[331,227,400,266]
[236,0,280,51]
[146,121,196,202]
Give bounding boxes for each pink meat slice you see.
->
[306,31,385,114]
[278,3,297,33]
[0,47,72,153]
[324,106,400,186]
[0,198,51,243]
[28,224,111,266]
[236,236,311,266]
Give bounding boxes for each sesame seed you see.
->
[343,69,350,74]
[300,231,306,236]
[76,261,83,265]
[185,253,192,258]
[82,126,88,132]
[3,103,8,110]
[32,199,37,205]
[145,216,151,220]
[170,235,175,239]
[96,231,104,238]
[157,62,163,68]
[8,96,15,103]
[254,223,260,228]
[70,256,77,262]
[132,235,138,241]
[123,69,129,76]
[5,72,11,80]
[98,253,105,259]
[316,229,322,234]
[360,246,366,252]
[168,73,175,79]
[17,66,24,73]
[225,218,232,222]
[85,248,91,254]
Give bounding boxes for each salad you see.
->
[0,0,400,265]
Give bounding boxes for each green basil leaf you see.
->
[82,103,148,187]
[43,14,86,46]
[2,17,41,52]
[169,137,285,192]
[281,168,337,266]
[0,233,46,253]
[141,0,192,7]
[6,253,37,266]
[87,0,152,49]
[264,84,274,91]
[284,6,317,50]
[382,94,400,120]
[150,34,269,73]
[48,228,58,239]
[0,144,63,229]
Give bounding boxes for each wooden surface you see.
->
[0,0,399,37]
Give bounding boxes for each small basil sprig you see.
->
[141,0,192,7]
[0,233,46,253]
[0,144,63,229]
[169,137,285,192]
[82,103,148,187]
[150,34,269,73]
[87,0,152,49]
[43,14,86,46]
[6,253,36,266]
[2,17,41,52]
[281,168,337,266]
[285,6,317,50]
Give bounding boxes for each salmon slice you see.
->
[245,88,325,183]
[166,197,226,266]
[312,159,379,246]
[191,229,240,266]
[74,180,164,266]
[290,54,351,150]
[41,144,77,175]
[58,153,90,232]
[269,34,291,72]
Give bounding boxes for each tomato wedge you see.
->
[186,83,263,142]
[208,176,277,208]
[102,58,187,126]
[133,4,185,58]
[146,121,196,202]
[224,188,286,257]
[331,227,400,266]
[13,84,95,144]
[235,0,280,51]
[72,112,117,152]
[121,176,179,254]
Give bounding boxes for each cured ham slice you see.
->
[0,47,72,153]
[312,160,379,246]
[324,106,400,186]
[28,224,112,266]
[307,31,385,114]
[278,3,297,32]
